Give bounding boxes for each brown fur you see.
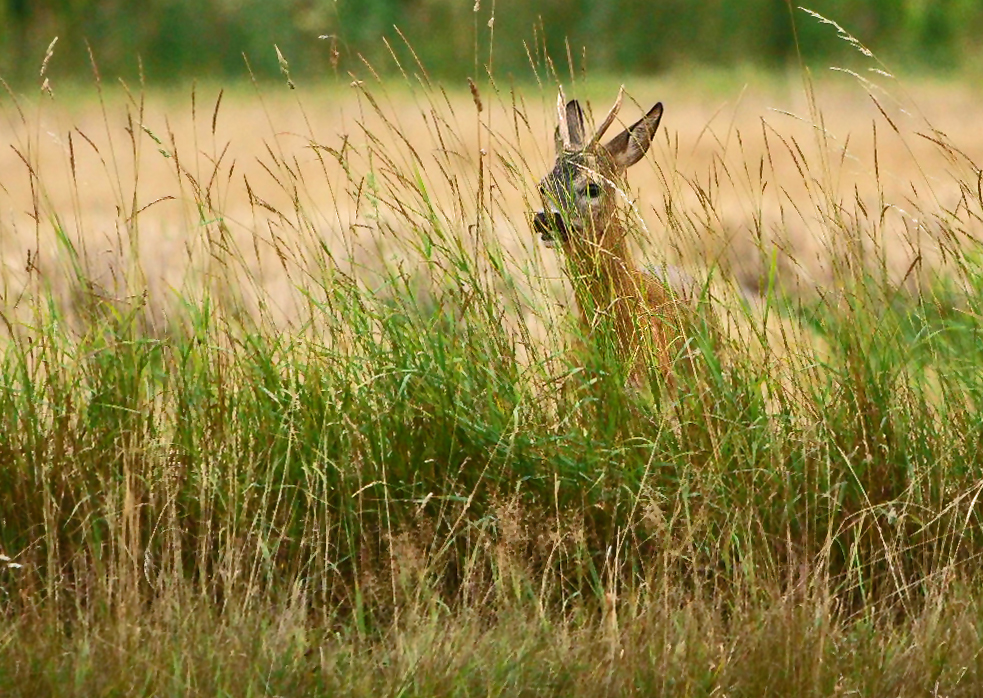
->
[533,93,693,386]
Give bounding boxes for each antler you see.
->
[556,85,571,150]
[588,85,624,148]
[557,84,623,151]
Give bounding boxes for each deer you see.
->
[531,88,699,390]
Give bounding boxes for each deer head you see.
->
[532,88,664,253]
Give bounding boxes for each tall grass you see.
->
[3,42,983,695]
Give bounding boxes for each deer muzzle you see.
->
[533,210,568,247]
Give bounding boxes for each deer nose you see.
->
[533,211,567,244]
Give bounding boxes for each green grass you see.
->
[4,53,983,695]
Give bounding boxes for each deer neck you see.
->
[564,218,645,347]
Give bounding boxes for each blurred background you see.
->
[1,0,981,84]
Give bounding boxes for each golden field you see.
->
[1,70,981,332]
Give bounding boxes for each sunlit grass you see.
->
[3,43,983,695]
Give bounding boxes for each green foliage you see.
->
[5,223,983,691]
[3,1,983,84]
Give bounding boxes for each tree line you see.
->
[0,0,978,85]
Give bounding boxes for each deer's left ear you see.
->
[604,102,663,169]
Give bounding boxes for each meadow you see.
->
[3,50,983,694]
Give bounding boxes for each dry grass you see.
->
[5,65,983,695]
[2,72,979,332]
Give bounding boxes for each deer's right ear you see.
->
[604,102,663,169]
[554,125,564,154]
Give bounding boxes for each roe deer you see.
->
[532,88,697,387]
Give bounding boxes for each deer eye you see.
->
[585,182,602,198]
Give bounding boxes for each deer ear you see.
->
[565,100,586,148]
[604,102,663,169]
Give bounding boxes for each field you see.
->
[4,59,983,695]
